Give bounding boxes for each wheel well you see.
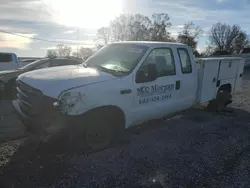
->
[80,105,126,129]
[218,84,232,93]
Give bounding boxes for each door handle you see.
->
[120,89,132,94]
[176,80,180,90]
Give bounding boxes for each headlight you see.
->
[53,101,61,109]
[53,91,83,115]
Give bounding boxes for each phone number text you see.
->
[139,94,172,104]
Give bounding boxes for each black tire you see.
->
[27,109,125,153]
[207,90,232,112]
[84,113,119,151]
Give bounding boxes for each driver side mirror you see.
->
[136,63,157,83]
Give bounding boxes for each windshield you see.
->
[84,43,148,74]
[18,59,48,70]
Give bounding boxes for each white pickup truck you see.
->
[0,52,20,71]
[12,42,245,149]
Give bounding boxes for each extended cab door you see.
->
[131,47,183,125]
[175,47,197,108]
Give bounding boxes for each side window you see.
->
[139,48,176,77]
[178,48,192,73]
[0,54,12,63]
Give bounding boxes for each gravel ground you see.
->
[0,100,26,143]
[0,70,250,188]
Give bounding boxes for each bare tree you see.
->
[57,45,64,57]
[96,13,173,44]
[177,22,203,50]
[78,47,93,59]
[109,14,152,41]
[97,27,111,45]
[46,49,57,58]
[149,13,172,41]
[209,22,249,54]
[57,44,72,57]
[72,52,79,57]
[201,45,216,57]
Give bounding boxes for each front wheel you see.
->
[85,116,115,150]
[59,110,124,152]
[83,111,125,151]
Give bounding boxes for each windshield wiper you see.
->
[83,63,103,69]
[110,69,128,73]
[81,63,109,71]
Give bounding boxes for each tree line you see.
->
[47,45,93,59]
[47,13,250,58]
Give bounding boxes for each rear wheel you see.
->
[207,89,232,112]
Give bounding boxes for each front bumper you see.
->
[0,83,4,91]
[12,99,71,135]
[0,82,5,97]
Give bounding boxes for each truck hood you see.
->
[18,65,117,98]
[0,69,19,76]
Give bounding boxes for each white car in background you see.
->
[0,57,83,99]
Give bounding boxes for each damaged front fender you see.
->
[54,91,86,115]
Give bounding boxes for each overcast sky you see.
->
[0,0,250,57]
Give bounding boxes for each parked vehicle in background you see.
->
[212,47,250,67]
[0,52,20,71]
[21,59,37,64]
[0,57,83,99]
[12,42,245,150]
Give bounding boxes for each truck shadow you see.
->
[0,106,250,188]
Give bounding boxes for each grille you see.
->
[16,80,43,117]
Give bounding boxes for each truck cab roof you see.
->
[198,57,244,61]
[112,41,188,48]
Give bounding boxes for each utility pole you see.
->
[76,27,79,57]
